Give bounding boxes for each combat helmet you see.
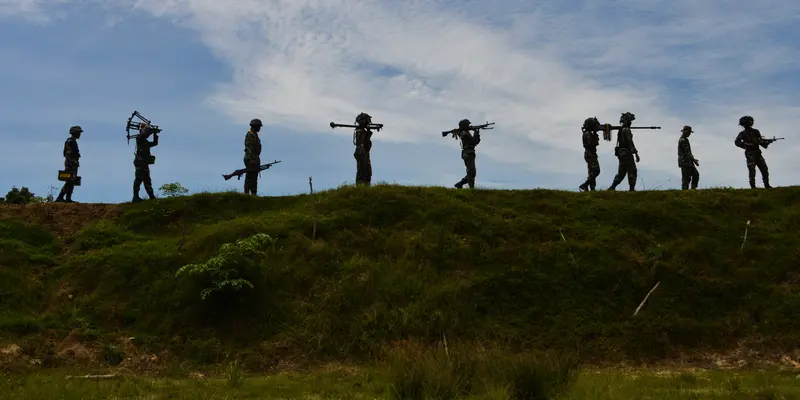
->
[620,112,635,124]
[355,112,372,125]
[69,126,83,136]
[250,118,263,127]
[458,119,471,129]
[739,115,754,127]
[583,117,601,132]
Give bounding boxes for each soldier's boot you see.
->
[55,193,65,202]
[65,193,76,203]
[578,183,588,192]
[146,188,156,200]
[468,179,475,189]
[454,182,463,189]
[749,179,757,189]
[763,177,772,189]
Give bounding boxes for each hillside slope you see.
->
[1,185,799,370]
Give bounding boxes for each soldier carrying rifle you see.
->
[243,118,263,195]
[329,113,383,186]
[442,119,494,189]
[734,115,784,189]
[55,126,82,203]
[579,117,602,192]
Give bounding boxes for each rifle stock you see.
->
[222,160,282,181]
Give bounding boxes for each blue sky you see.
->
[1,0,798,203]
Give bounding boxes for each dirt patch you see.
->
[0,203,121,238]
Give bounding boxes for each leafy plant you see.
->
[175,233,275,300]
[159,182,189,197]
[1,186,50,204]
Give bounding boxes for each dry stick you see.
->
[310,177,317,240]
[442,332,450,361]
[559,229,577,267]
[633,281,660,316]
[66,374,119,380]
[740,220,751,251]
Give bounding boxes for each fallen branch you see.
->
[442,332,450,361]
[559,228,577,267]
[740,220,750,251]
[66,374,119,380]
[310,176,317,240]
[633,281,660,316]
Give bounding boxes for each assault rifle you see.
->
[600,124,661,141]
[329,122,384,131]
[760,136,785,144]
[223,160,282,181]
[125,111,162,144]
[442,122,495,138]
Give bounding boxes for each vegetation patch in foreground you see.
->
[0,185,799,369]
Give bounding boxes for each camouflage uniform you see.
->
[133,125,159,202]
[353,113,373,186]
[579,117,601,191]
[734,116,771,189]
[608,112,639,191]
[454,119,481,189]
[56,126,82,203]
[677,125,699,190]
[243,119,263,195]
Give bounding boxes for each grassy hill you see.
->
[1,185,799,372]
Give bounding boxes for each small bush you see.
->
[175,233,275,301]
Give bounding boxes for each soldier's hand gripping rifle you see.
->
[600,124,661,141]
[329,122,384,131]
[223,160,282,181]
[125,111,162,144]
[442,122,495,138]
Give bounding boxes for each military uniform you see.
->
[243,119,263,195]
[56,126,82,203]
[353,113,374,186]
[133,125,158,202]
[579,117,601,191]
[677,125,699,190]
[454,119,481,189]
[734,116,771,189]
[608,112,639,191]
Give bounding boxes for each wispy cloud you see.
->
[2,0,799,200]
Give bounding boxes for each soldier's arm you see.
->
[474,130,481,145]
[734,132,748,149]
[244,134,255,158]
[628,131,638,154]
[150,134,159,147]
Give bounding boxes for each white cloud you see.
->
[5,0,800,189]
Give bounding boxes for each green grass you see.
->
[2,367,799,399]
[1,184,800,370]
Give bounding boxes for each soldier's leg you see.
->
[626,156,637,191]
[64,167,78,202]
[756,155,770,188]
[466,153,477,188]
[690,165,699,189]
[455,151,470,188]
[133,164,144,201]
[589,158,600,191]
[143,166,156,199]
[608,157,627,190]
[364,151,372,186]
[579,155,591,191]
[354,153,365,185]
[245,171,258,194]
[746,155,757,188]
[681,165,690,190]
